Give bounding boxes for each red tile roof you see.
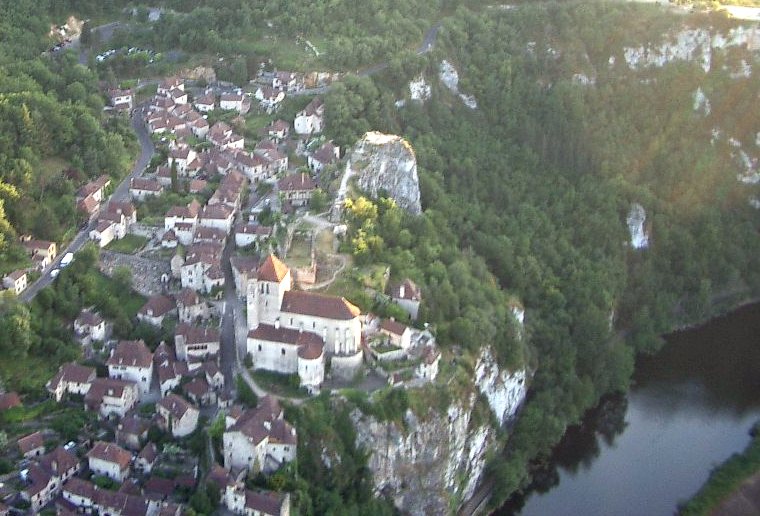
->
[0,392,21,410]
[380,319,408,336]
[278,173,317,192]
[281,291,361,320]
[108,340,153,369]
[89,441,132,469]
[17,431,44,454]
[257,254,290,283]
[138,295,176,318]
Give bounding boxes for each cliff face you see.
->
[353,347,527,515]
[348,132,422,215]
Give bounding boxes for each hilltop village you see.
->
[0,72,441,515]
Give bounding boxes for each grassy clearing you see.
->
[105,234,148,254]
[315,228,334,255]
[250,369,307,398]
[679,424,760,515]
[286,236,312,269]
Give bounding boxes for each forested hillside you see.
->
[0,0,136,275]
[325,2,760,506]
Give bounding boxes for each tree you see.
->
[236,374,257,407]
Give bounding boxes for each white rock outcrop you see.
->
[627,203,650,249]
[439,60,479,109]
[693,87,711,115]
[349,132,422,215]
[622,25,760,73]
[409,76,431,101]
[352,397,494,515]
[474,347,528,426]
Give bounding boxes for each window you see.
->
[281,348,285,355]
[258,344,262,351]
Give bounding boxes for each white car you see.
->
[60,252,74,267]
[50,269,60,278]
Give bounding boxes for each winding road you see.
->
[21,110,155,303]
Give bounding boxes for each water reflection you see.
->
[499,302,760,516]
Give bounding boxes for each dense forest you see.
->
[0,0,136,275]
[324,2,760,507]
[3,0,760,512]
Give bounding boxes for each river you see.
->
[499,302,760,516]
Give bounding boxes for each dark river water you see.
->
[500,302,760,516]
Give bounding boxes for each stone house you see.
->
[3,270,27,295]
[254,87,285,113]
[223,483,291,516]
[74,309,106,344]
[416,345,441,381]
[176,288,209,323]
[164,199,201,232]
[116,415,150,451]
[183,377,215,406]
[247,323,325,394]
[222,396,297,473]
[157,394,199,438]
[194,93,215,112]
[135,442,158,474]
[107,88,133,111]
[21,447,79,513]
[87,441,132,482]
[294,97,324,135]
[307,141,339,173]
[379,319,412,350]
[220,92,246,112]
[77,175,111,204]
[107,340,154,396]
[390,279,422,320]
[17,431,45,459]
[137,294,177,327]
[277,173,317,208]
[266,119,290,141]
[84,378,139,418]
[174,322,220,361]
[234,223,272,249]
[200,204,235,234]
[154,342,187,397]
[46,362,96,402]
[22,239,57,262]
[129,177,163,201]
[231,256,260,298]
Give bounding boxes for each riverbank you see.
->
[679,422,760,515]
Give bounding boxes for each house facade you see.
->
[88,441,132,482]
[107,340,154,396]
[157,394,199,438]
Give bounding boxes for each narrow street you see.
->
[21,112,155,303]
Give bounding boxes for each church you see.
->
[246,254,364,392]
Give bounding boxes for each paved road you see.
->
[20,111,155,303]
[218,235,241,388]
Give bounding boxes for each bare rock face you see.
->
[349,132,422,215]
[351,346,527,515]
[352,397,493,515]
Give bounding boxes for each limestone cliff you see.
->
[348,132,422,215]
[352,348,527,515]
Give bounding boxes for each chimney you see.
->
[274,319,280,329]
[399,285,405,298]
[263,421,271,431]
[51,460,58,473]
